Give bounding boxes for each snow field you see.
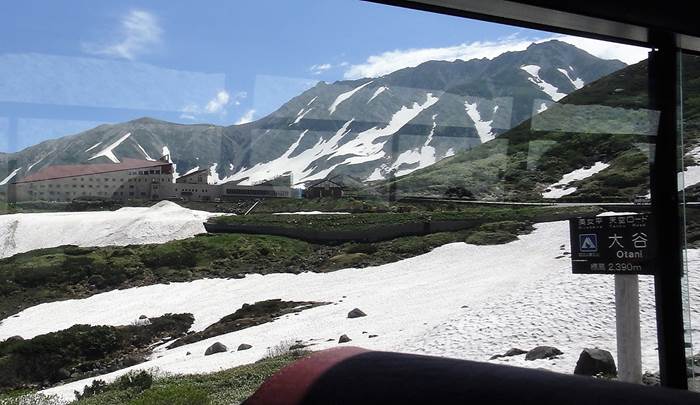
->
[0,220,691,401]
[0,201,220,258]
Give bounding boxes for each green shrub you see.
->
[129,384,210,405]
[344,244,378,254]
[115,371,153,392]
[465,230,518,245]
[75,379,108,400]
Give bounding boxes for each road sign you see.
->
[569,214,656,275]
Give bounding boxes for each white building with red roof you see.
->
[11,158,175,202]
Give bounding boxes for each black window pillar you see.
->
[649,31,688,389]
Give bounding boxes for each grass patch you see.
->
[72,351,308,405]
[210,206,600,232]
[0,314,193,392]
[169,300,329,349]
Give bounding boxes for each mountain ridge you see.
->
[0,40,626,187]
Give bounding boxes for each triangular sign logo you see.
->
[579,234,598,252]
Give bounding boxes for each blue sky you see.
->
[0,0,647,152]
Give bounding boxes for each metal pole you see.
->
[648,32,688,389]
[615,274,642,383]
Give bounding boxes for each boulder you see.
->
[490,348,527,360]
[138,315,148,320]
[525,346,562,361]
[348,308,367,319]
[237,343,252,351]
[574,348,617,376]
[642,371,661,386]
[505,348,527,357]
[339,334,352,343]
[204,342,228,356]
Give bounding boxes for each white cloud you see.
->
[83,10,162,60]
[553,35,648,65]
[236,109,256,125]
[309,63,333,75]
[205,90,230,113]
[232,91,247,106]
[180,90,246,120]
[343,35,648,79]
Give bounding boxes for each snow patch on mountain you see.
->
[28,220,695,402]
[329,81,374,115]
[136,143,155,161]
[557,68,584,90]
[365,167,385,182]
[391,115,438,176]
[291,108,313,125]
[521,65,566,101]
[227,118,358,185]
[183,166,200,176]
[226,94,438,184]
[542,161,610,198]
[84,142,102,153]
[306,96,318,106]
[0,167,21,186]
[368,86,387,103]
[26,156,45,173]
[465,101,494,143]
[333,93,439,166]
[225,130,314,185]
[88,132,131,163]
[0,201,220,259]
[208,163,222,184]
[162,145,179,179]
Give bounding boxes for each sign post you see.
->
[615,275,643,384]
[570,213,656,383]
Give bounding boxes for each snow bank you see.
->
[542,162,610,198]
[8,220,694,402]
[0,201,220,258]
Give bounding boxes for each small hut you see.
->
[305,177,344,199]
